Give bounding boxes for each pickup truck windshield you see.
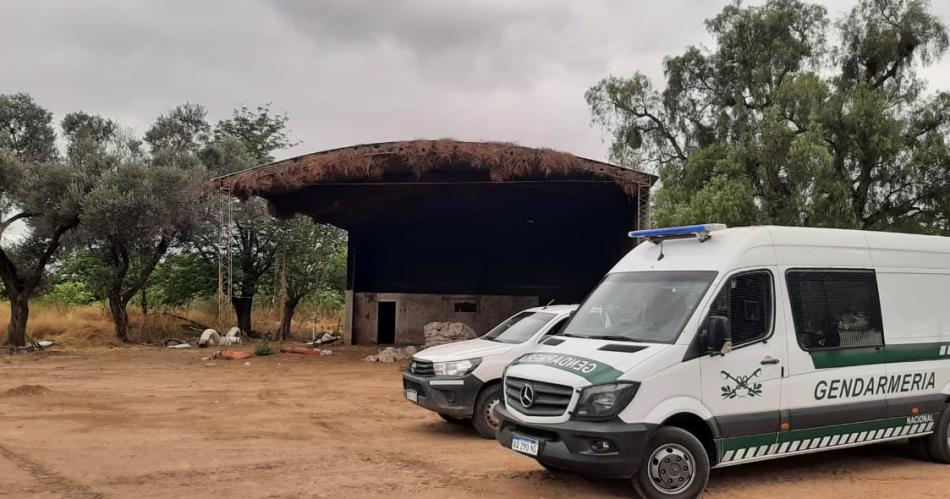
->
[561,271,717,344]
[483,312,557,344]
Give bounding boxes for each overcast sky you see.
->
[2,0,950,164]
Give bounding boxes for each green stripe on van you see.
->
[717,413,938,465]
[510,353,623,384]
[809,342,950,369]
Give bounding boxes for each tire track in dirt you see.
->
[0,443,107,499]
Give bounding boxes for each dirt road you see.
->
[0,347,947,498]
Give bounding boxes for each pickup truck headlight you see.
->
[572,382,639,421]
[433,358,482,377]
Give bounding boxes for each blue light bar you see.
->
[628,224,727,240]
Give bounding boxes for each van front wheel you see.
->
[632,427,709,499]
[924,405,950,464]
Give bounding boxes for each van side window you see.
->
[786,270,884,350]
[708,271,773,346]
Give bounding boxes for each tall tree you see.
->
[190,105,298,335]
[78,156,204,340]
[587,0,950,234]
[70,105,208,340]
[0,96,96,348]
[274,218,347,340]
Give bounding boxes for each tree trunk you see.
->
[278,296,302,341]
[141,287,148,316]
[231,295,254,336]
[6,293,29,349]
[109,294,130,342]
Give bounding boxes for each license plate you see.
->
[405,389,418,403]
[511,435,540,456]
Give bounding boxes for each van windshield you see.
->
[483,312,557,344]
[560,271,717,344]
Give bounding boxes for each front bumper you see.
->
[496,406,655,479]
[402,372,484,418]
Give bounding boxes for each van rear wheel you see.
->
[632,427,709,499]
[924,405,950,464]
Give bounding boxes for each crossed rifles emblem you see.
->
[721,368,764,399]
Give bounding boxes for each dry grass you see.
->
[0,302,344,349]
[220,139,655,201]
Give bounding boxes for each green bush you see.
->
[43,281,96,306]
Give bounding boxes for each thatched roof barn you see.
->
[217,139,655,345]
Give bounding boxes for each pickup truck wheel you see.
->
[472,384,502,439]
[924,405,950,464]
[632,427,709,499]
[439,413,468,424]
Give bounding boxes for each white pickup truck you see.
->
[402,305,576,438]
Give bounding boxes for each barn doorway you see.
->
[377,301,396,344]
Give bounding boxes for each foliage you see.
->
[254,341,276,356]
[0,93,57,162]
[280,217,347,302]
[76,105,208,340]
[274,217,347,339]
[214,103,299,164]
[0,96,96,346]
[587,0,950,234]
[42,281,96,306]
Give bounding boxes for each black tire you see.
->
[540,462,567,474]
[472,384,503,439]
[632,427,709,499]
[909,436,933,461]
[439,413,468,424]
[924,405,950,464]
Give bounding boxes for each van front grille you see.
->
[505,377,573,417]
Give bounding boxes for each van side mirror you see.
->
[702,315,732,354]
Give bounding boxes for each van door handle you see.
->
[760,356,781,365]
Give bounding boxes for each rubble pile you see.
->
[422,322,477,347]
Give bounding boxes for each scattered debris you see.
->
[280,346,322,356]
[303,333,339,347]
[4,384,51,397]
[197,328,242,348]
[18,340,54,353]
[222,351,253,360]
[198,329,220,348]
[222,327,242,345]
[363,345,419,363]
[423,322,477,347]
[167,342,192,349]
[243,361,251,366]
[205,362,218,367]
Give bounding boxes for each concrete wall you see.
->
[351,292,539,345]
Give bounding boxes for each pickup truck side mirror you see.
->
[702,315,732,354]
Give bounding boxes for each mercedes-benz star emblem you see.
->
[520,384,536,408]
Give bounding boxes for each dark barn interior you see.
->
[220,140,654,345]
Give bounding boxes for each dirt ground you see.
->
[1,346,948,499]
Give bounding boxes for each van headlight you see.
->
[433,358,482,377]
[572,382,639,421]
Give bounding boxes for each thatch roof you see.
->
[215,139,655,198]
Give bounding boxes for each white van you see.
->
[497,225,950,499]
[403,305,576,438]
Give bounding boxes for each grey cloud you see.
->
[0,0,948,165]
